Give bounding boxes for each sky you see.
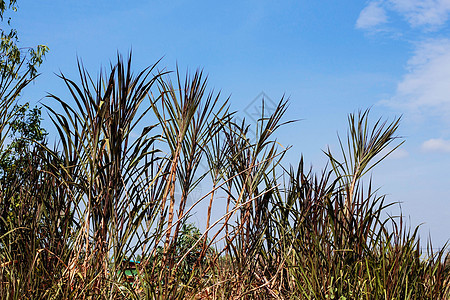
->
[8,0,450,249]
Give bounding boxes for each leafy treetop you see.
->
[0,0,48,78]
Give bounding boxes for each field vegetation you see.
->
[0,53,448,299]
[0,1,449,298]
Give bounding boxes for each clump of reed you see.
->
[0,53,448,299]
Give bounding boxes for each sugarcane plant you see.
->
[0,51,448,299]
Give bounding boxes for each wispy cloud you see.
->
[386,38,450,118]
[356,1,388,29]
[390,0,450,27]
[357,0,450,30]
[357,1,450,135]
[421,138,450,152]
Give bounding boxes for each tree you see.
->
[176,222,213,281]
[0,0,49,234]
[0,103,47,186]
[0,4,62,287]
[0,0,48,78]
[0,0,49,171]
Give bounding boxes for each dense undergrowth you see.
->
[0,54,448,299]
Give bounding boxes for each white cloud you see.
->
[358,2,450,119]
[356,1,388,29]
[386,39,450,117]
[421,138,450,152]
[389,0,450,27]
[357,0,450,30]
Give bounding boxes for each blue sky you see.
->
[9,0,450,249]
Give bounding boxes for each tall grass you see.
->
[0,53,448,299]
